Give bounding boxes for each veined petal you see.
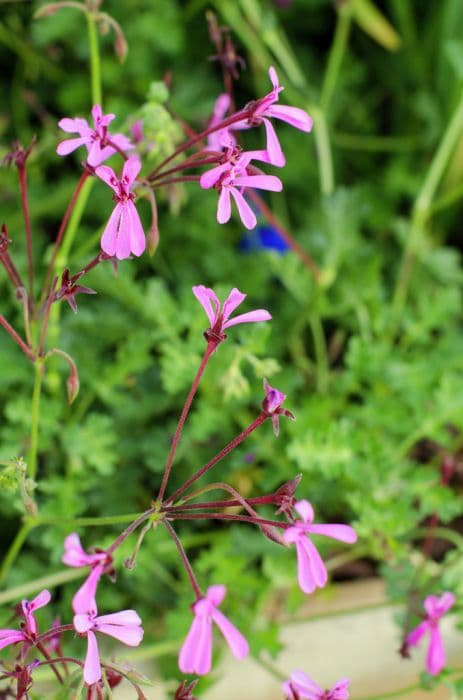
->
[330,678,351,700]
[406,621,428,647]
[217,186,232,224]
[229,187,256,229]
[74,613,94,634]
[115,204,131,260]
[100,203,122,257]
[179,615,212,676]
[211,608,249,659]
[83,630,102,685]
[289,669,322,698]
[192,285,220,326]
[96,610,142,627]
[231,174,283,192]
[58,117,91,136]
[307,523,357,544]
[96,623,143,646]
[266,105,313,132]
[56,136,91,156]
[200,162,230,189]
[221,289,246,322]
[31,589,51,610]
[427,626,445,675]
[223,309,271,329]
[295,537,328,594]
[95,164,119,193]
[122,155,142,186]
[262,118,285,167]
[126,200,146,257]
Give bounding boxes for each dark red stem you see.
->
[0,315,35,361]
[163,494,275,511]
[157,340,218,502]
[165,412,267,505]
[148,154,221,183]
[42,170,90,301]
[17,165,34,300]
[152,175,201,189]
[36,641,64,684]
[36,624,74,644]
[147,108,249,179]
[163,520,202,598]
[167,511,289,529]
[0,249,25,291]
[38,277,58,356]
[106,507,155,556]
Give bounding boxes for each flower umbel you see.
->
[193,285,271,343]
[73,607,143,685]
[179,585,249,675]
[405,592,455,675]
[57,104,133,167]
[283,500,357,595]
[283,671,350,700]
[95,156,146,260]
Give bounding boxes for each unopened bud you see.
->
[67,364,79,404]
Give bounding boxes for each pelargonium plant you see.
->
[0,1,459,699]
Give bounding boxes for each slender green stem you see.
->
[0,522,32,585]
[320,4,352,111]
[86,11,102,106]
[29,512,145,527]
[0,568,83,605]
[312,106,335,195]
[392,88,463,321]
[28,360,44,481]
[352,682,420,700]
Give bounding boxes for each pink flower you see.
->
[0,590,51,652]
[283,500,357,595]
[179,585,249,675]
[193,285,271,342]
[406,592,455,675]
[262,378,295,436]
[74,607,143,685]
[234,67,313,167]
[95,156,146,260]
[57,104,133,167]
[21,590,51,637]
[283,671,350,700]
[207,94,237,151]
[200,149,282,229]
[63,534,112,615]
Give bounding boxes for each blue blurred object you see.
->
[239,225,290,254]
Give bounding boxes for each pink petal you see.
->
[86,141,108,167]
[211,608,249,659]
[0,630,26,650]
[231,174,283,192]
[268,66,280,91]
[206,584,227,607]
[289,669,322,697]
[111,133,134,152]
[192,285,220,326]
[56,136,91,156]
[295,500,314,523]
[122,155,142,185]
[200,162,231,189]
[283,524,303,545]
[262,118,285,167]
[179,615,212,676]
[229,187,256,229]
[307,524,357,544]
[427,626,445,675]
[62,533,86,566]
[115,204,132,260]
[407,621,428,647]
[221,288,246,322]
[126,200,146,256]
[331,678,350,700]
[74,613,94,634]
[424,592,455,618]
[240,149,273,165]
[96,623,143,646]
[295,538,328,594]
[72,565,103,615]
[83,630,102,685]
[100,203,122,257]
[217,187,232,224]
[31,589,51,610]
[223,309,272,329]
[267,105,313,132]
[95,164,119,193]
[58,117,91,135]
[96,610,141,627]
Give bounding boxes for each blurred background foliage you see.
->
[1,0,463,694]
